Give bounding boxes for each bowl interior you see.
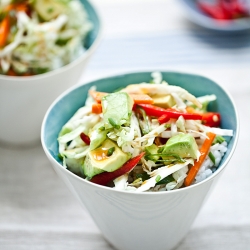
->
[42,72,238,179]
[179,0,250,31]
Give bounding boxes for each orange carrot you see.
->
[184,132,216,187]
[0,17,10,47]
[0,2,28,48]
[89,90,107,103]
[89,90,154,104]
[129,94,154,104]
[186,106,196,114]
[92,103,102,114]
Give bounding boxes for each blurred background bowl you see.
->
[178,0,250,31]
[0,0,102,146]
[41,71,239,250]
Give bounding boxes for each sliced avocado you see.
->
[33,0,69,21]
[102,92,134,129]
[89,122,108,150]
[151,94,175,108]
[162,133,198,159]
[82,139,130,178]
[145,144,160,161]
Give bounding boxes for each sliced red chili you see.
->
[202,112,221,127]
[90,152,145,186]
[158,114,170,124]
[80,132,91,145]
[138,104,203,121]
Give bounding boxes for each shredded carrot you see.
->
[129,94,154,104]
[186,106,197,114]
[89,90,154,105]
[184,132,216,187]
[0,2,28,48]
[89,90,107,103]
[92,103,102,114]
[0,17,10,47]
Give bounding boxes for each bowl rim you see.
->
[41,70,240,195]
[0,0,103,83]
[178,0,250,31]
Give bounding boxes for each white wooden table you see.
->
[1,0,250,249]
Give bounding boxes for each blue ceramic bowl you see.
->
[178,0,250,31]
[41,71,239,177]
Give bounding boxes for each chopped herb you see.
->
[209,152,216,165]
[56,38,70,46]
[58,153,63,160]
[155,175,161,183]
[164,123,171,129]
[98,126,105,131]
[213,135,225,144]
[135,172,150,181]
[107,147,115,156]
[47,7,54,13]
[108,118,120,129]
[156,175,175,185]
[145,152,185,163]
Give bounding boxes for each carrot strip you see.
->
[184,132,216,187]
[129,94,154,104]
[92,103,102,114]
[89,90,154,105]
[89,90,107,103]
[0,17,10,47]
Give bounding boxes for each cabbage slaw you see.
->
[57,72,233,192]
[0,0,92,76]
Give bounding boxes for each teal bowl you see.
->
[41,71,239,250]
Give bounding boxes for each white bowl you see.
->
[0,0,102,146]
[41,72,239,250]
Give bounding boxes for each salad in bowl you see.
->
[57,72,234,192]
[0,0,92,76]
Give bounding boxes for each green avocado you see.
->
[162,133,198,159]
[151,94,175,108]
[82,139,130,178]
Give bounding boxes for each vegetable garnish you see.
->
[90,152,145,186]
[80,132,91,145]
[184,132,216,187]
[58,72,233,192]
[137,104,203,120]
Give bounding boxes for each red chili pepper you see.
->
[80,132,90,145]
[202,112,221,127]
[197,1,230,19]
[138,104,203,121]
[158,114,170,124]
[90,152,145,186]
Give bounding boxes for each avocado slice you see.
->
[162,133,198,159]
[145,144,160,161]
[102,92,134,129]
[151,94,175,108]
[82,139,130,178]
